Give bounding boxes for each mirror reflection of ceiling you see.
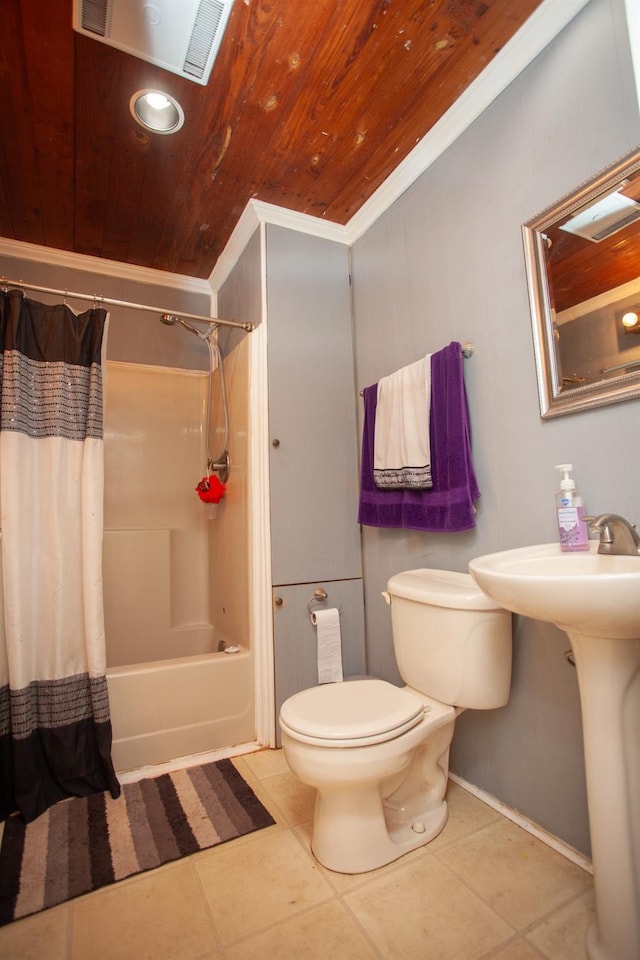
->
[522,145,640,419]
[545,166,640,314]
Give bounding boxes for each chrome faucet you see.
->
[584,514,640,556]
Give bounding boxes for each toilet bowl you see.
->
[279,569,512,874]
[280,678,456,873]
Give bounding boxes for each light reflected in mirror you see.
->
[522,145,640,418]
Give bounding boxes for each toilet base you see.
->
[311,788,448,873]
[305,718,455,874]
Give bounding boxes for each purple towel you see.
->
[357,341,480,532]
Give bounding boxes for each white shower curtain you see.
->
[0,290,120,822]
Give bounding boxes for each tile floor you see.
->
[0,749,595,960]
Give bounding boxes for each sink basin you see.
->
[468,541,640,960]
[469,541,640,639]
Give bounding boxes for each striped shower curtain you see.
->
[0,290,120,822]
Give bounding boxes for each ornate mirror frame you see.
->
[522,145,640,419]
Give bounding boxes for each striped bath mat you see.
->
[0,758,275,926]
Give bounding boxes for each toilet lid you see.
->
[279,679,425,747]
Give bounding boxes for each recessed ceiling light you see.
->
[130,89,185,135]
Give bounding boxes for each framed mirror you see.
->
[522,145,640,418]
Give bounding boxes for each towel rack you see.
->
[359,341,473,396]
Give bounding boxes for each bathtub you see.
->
[106,648,255,773]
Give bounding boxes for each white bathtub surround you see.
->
[103,362,219,668]
[103,354,255,772]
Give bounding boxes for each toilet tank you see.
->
[385,569,512,709]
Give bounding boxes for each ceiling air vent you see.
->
[72,0,234,86]
[79,0,109,35]
[560,190,640,244]
[589,206,640,242]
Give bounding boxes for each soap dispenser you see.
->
[555,464,589,552]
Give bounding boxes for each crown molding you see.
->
[208,202,261,293]
[0,236,212,296]
[209,199,349,291]
[249,200,349,245]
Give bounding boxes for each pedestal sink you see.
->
[469,542,640,960]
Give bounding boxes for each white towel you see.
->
[373,354,432,489]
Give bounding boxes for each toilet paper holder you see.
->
[307,588,341,619]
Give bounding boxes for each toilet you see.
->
[279,568,512,874]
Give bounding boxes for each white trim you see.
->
[209,199,349,293]
[449,772,593,875]
[345,0,591,243]
[0,236,212,297]
[116,741,262,784]
[209,202,261,293]
[556,275,640,326]
[250,222,276,747]
[250,200,349,245]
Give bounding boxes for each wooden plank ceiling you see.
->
[0,0,543,279]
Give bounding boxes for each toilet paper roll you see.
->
[311,608,343,683]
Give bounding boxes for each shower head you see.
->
[160,314,210,339]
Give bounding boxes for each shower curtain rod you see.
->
[0,277,255,333]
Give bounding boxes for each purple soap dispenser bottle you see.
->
[555,464,589,552]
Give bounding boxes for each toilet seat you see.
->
[279,678,427,747]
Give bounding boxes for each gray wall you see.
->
[351,0,640,857]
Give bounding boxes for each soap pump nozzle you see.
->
[555,463,575,492]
